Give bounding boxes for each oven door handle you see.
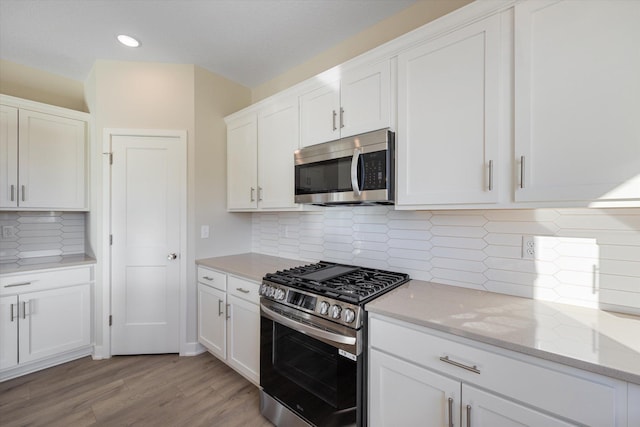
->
[261,303,356,346]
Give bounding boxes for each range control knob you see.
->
[267,287,276,298]
[330,304,342,319]
[275,289,286,301]
[259,284,268,295]
[343,308,356,323]
[319,301,330,315]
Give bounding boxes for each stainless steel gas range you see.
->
[259,261,409,427]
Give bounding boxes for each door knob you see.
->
[167,253,178,260]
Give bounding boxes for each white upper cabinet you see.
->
[0,105,18,208]
[226,96,299,211]
[1,97,88,210]
[299,81,340,147]
[257,97,299,210]
[397,13,503,207]
[300,59,392,147]
[227,113,258,210]
[514,0,640,204]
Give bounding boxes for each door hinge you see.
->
[109,315,112,326]
[109,234,113,245]
[103,152,113,165]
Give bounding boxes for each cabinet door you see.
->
[369,349,461,427]
[18,284,91,365]
[227,114,258,210]
[227,294,259,384]
[340,60,391,139]
[0,105,18,208]
[299,81,340,147]
[18,109,87,209]
[397,14,502,206]
[197,283,227,359]
[630,383,640,427]
[515,0,640,203]
[0,295,18,370]
[257,98,299,210]
[462,384,575,427]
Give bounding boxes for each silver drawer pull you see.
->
[439,355,480,374]
[5,281,32,288]
[203,276,214,281]
[236,288,250,294]
[448,397,454,427]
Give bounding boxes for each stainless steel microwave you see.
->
[294,128,395,206]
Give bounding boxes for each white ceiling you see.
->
[0,0,418,88]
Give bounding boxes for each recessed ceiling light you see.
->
[117,34,140,48]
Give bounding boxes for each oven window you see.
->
[273,323,344,407]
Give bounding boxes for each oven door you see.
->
[260,299,362,427]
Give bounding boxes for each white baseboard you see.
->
[181,341,205,356]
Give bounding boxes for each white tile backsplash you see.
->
[0,212,86,265]
[252,207,640,314]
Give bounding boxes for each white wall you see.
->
[252,207,640,315]
[85,60,252,355]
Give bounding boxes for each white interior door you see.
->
[110,134,184,355]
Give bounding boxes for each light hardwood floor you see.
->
[0,352,274,427]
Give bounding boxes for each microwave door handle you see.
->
[351,148,362,196]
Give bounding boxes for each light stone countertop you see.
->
[195,253,640,385]
[0,254,97,275]
[366,280,640,385]
[196,253,304,283]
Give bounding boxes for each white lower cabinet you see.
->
[227,293,259,383]
[197,281,226,360]
[0,266,93,380]
[197,266,260,384]
[370,348,460,426]
[369,314,629,426]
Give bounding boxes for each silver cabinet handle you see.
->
[5,281,32,288]
[440,355,481,374]
[226,303,230,319]
[10,185,15,202]
[350,148,362,196]
[236,288,250,294]
[258,186,263,202]
[167,253,178,260]
[22,301,27,319]
[488,160,494,191]
[10,303,16,322]
[218,299,223,316]
[448,397,454,427]
[203,276,214,281]
[21,185,26,202]
[339,107,344,129]
[467,404,472,427]
[520,155,525,189]
[250,187,255,202]
[332,110,337,131]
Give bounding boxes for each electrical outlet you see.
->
[1,225,15,240]
[522,235,535,259]
[200,225,210,239]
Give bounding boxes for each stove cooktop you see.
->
[264,261,410,305]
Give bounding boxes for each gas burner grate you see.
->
[265,261,409,304]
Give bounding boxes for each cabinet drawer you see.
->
[369,316,625,426]
[197,267,226,292]
[0,266,92,296]
[228,276,259,304]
